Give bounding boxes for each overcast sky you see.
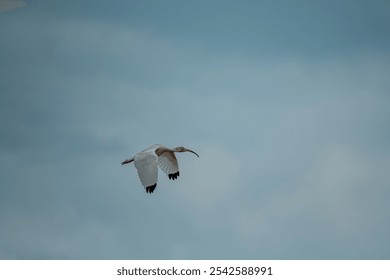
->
[1,0,390,259]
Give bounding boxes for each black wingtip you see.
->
[146,183,157,193]
[168,171,180,180]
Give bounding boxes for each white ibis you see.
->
[121,144,199,193]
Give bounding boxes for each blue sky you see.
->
[1,0,390,259]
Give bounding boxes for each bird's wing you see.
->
[133,149,158,191]
[157,152,180,180]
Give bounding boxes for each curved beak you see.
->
[186,149,199,157]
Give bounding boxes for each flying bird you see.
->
[121,144,199,193]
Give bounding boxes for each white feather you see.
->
[157,152,179,176]
[133,149,158,189]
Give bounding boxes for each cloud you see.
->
[0,0,26,12]
[174,147,240,212]
[1,8,390,259]
[233,133,390,259]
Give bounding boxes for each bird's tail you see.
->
[121,158,134,165]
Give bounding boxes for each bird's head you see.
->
[175,146,199,157]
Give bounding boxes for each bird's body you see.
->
[121,144,199,193]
